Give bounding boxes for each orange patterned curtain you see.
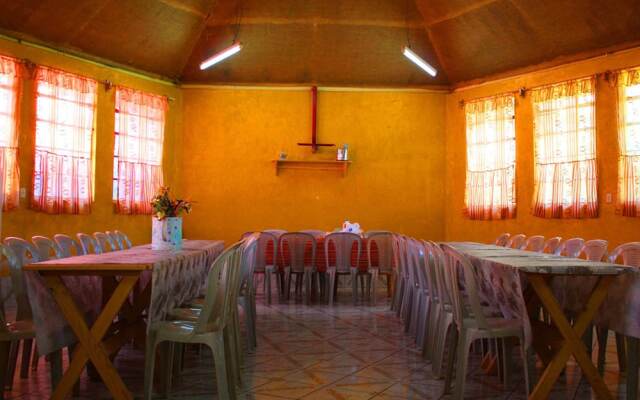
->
[617,68,640,216]
[531,77,598,218]
[113,86,166,214]
[32,66,97,214]
[464,94,516,220]
[0,55,22,211]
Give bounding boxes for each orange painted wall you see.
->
[180,87,446,246]
[0,37,183,245]
[445,47,640,249]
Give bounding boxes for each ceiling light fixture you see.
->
[199,43,242,70]
[403,47,437,77]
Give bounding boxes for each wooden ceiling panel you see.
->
[181,22,446,85]
[0,0,639,85]
[421,0,640,83]
[0,0,211,78]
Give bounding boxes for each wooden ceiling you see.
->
[0,0,639,86]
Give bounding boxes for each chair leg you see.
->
[265,269,272,304]
[370,269,379,305]
[49,349,63,391]
[31,343,39,371]
[452,330,472,400]
[0,341,9,399]
[143,335,159,400]
[19,339,33,379]
[628,336,639,400]
[328,271,336,306]
[350,269,358,305]
[210,334,232,400]
[520,336,532,397]
[442,325,458,395]
[5,341,18,390]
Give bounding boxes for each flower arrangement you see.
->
[151,187,192,220]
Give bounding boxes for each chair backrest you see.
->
[609,242,640,266]
[325,232,361,272]
[254,232,278,272]
[441,244,489,330]
[196,241,244,333]
[421,241,438,301]
[31,236,63,261]
[495,233,511,246]
[94,232,117,252]
[580,239,609,262]
[263,229,286,237]
[54,234,85,257]
[0,244,32,326]
[523,235,545,252]
[240,231,255,240]
[408,238,428,291]
[542,236,562,254]
[114,230,132,249]
[106,231,124,250]
[367,232,394,273]
[392,235,406,279]
[300,230,325,238]
[428,241,451,307]
[77,233,103,254]
[239,233,259,296]
[557,238,585,257]
[364,230,392,238]
[279,232,316,273]
[2,239,37,321]
[506,234,526,249]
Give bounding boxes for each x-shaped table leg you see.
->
[527,274,614,400]
[43,272,140,400]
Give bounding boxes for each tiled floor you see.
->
[4,289,632,399]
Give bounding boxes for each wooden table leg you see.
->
[43,273,140,400]
[528,274,614,400]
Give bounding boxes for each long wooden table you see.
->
[450,242,629,400]
[25,240,223,400]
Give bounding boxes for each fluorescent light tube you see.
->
[403,47,437,77]
[200,43,242,70]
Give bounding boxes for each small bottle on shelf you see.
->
[337,148,344,160]
[342,144,349,160]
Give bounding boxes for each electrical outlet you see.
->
[606,193,612,204]
[19,187,26,199]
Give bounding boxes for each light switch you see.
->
[19,187,26,199]
[606,193,612,204]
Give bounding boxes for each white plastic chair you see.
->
[237,234,259,352]
[367,232,394,305]
[408,239,432,350]
[364,230,392,238]
[279,232,316,304]
[427,241,455,378]
[598,242,640,381]
[114,230,132,249]
[390,235,407,313]
[522,235,545,252]
[263,229,286,237]
[76,233,102,254]
[580,239,608,262]
[441,244,530,399]
[506,234,526,249]
[53,234,85,257]
[556,237,585,257]
[31,236,63,261]
[542,236,562,254]
[93,232,117,252]
[324,232,362,305]
[0,244,37,395]
[144,241,244,400]
[495,233,510,246]
[254,232,282,304]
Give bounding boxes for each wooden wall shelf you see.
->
[272,160,351,177]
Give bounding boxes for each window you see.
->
[617,68,640,216]
[464,94,516,220]
[531,77,597,218]
[32,66,97,214]
[113,86,166,214]
[0,56,21,211]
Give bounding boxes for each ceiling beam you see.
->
[159,0,209,18]
[423,0,500,26]
[206,16,425,29]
